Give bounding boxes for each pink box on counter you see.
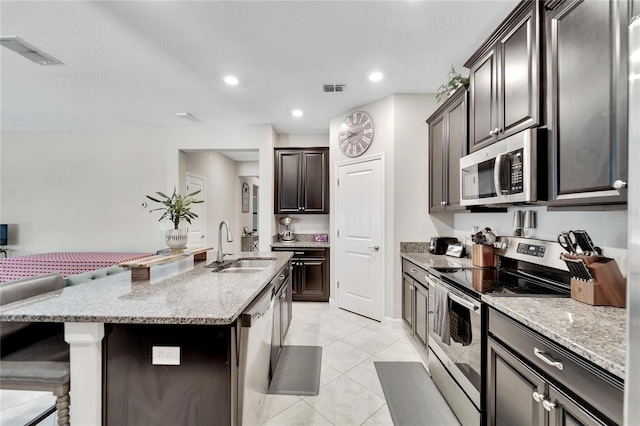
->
[314,234,329,242]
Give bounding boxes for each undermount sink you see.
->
[210,258,276,273]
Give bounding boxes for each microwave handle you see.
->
[494,153,504,196]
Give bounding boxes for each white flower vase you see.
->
[166,228,188,253]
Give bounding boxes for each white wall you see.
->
[276,133,328,148]
[330,94,447,324]
[0,124,276,255]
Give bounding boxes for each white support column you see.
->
[64,322,105,425]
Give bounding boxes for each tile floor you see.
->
[0,302,460,426]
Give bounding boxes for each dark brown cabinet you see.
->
[487,308,623,426]
[274,148,329,214]
[272,248,329,301]
[401,259,429,350]
[466,1,541,152]
[427,85,467,213]
[545,0,628,207]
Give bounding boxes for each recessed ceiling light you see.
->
[224,75,239,85]
[0,36,63,65]
[291,110,303,117]
[175,112,199,122]
[369,71,384,82]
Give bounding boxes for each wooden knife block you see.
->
[569,256,626,308]
[472,244,495,267]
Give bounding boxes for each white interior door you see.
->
[336,157,384,321]
[186,173,205,249]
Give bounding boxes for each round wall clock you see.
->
[338,111,374,157]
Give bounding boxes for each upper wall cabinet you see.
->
[274,148,329,214]
[465,1,542,153]
[427,85,468,213]
[545,0,628,207]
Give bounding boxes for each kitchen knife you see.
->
[558,232,578,254]
[563,257,594,282]
[572,230,602,256]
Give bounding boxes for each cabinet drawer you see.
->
[488,309,623,425]
[402,259,429,287]
[272,248,326,258]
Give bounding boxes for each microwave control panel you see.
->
[509,149,524,194]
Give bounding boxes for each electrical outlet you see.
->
[152,346,180,365]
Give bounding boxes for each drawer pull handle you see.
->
[532,391,544,403]
[542,399,557,412]
[410,269,418,273]
[534,347,564,371]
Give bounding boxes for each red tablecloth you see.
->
[0,252,153,283]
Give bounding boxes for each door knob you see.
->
[613,180,627,189]
[489,129,495,136]
[368,245,380,251]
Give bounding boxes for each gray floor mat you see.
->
[268,345,322,396]
[374,361,460,426]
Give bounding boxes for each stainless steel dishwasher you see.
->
[237,283,275,426]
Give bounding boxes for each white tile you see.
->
[261,400,333,426]
[365,322,410,341]
[259,394,301,424]
[361,404,394,426]
[338,310,380,327]
[340,328,397,355]
[322,341,371,373]
[344,356,385,398]
[375,341,423,363]
[0,393,56,425]
[318,363,341,388]
[304,376,385,426]
[0,390,52,411]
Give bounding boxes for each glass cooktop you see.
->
[430,267,571,299]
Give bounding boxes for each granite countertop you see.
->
[0,251,293,326]
[271,241,330,248]
[400,243,625,380]
[401,252,475,269]
[483,296,626,379]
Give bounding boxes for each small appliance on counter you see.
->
[278,217,296,242]
[429,237,458,255]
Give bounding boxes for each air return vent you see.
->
[323,84,345,93]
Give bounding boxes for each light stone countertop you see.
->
[271,241,330,248]
[400,252,475,269]
[483,296,626,379]
[0,251,293,326]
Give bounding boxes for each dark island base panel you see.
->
[103,324,232,425]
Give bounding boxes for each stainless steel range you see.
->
[426,237,571,425]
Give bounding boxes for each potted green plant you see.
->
[146,187,204,253]
[436,66,469,103]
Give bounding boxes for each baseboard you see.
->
[382,316,403,329]
[329,298,337,308]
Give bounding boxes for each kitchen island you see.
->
[0,250,293,425]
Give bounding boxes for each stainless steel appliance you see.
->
[460,128,545,206]
[626,11,640,421]
[429,237,458,254]
[278,217,295,242]
[426,237,572,425]
[237,283,275,425]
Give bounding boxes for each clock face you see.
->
[338,111,374,157]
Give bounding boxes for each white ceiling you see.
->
[0,1,518,135]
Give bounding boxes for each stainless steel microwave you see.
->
[460,129,545,206]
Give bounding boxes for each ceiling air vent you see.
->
[323,84,345,93]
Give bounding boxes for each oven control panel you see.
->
[516,243,546,258]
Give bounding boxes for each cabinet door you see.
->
[402,274,414,329]
[446,92,467,212]
[498,2,540,139]
[298,258,328,300]
[301,150,329,213]
[275,151,302,213]
[488,337,545,426]
[429,114,446,212]
[546,385,607,426]
[546,0,628,206]
[281,276,292,340]
[414,283,428,347]
[469,47,498,152]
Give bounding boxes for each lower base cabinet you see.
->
[271,265,292,374]
[272,248,329,301]
[401,259,429,351]
[487,308,623,426]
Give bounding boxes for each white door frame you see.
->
[334,153,385,320]
[186,172,206,248]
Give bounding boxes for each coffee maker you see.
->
[278,217,296,242]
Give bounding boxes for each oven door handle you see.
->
[448,292,479,311]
